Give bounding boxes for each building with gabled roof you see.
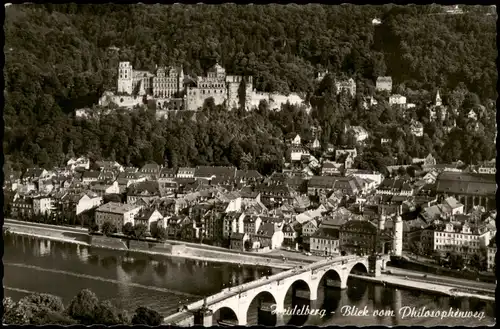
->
[95,202,143,231]
[127,181,161,204]
[310,228,340,256]
[376,76,392,92]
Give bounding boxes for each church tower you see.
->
[435,90,442,107]
[117,61,133,95]
[393,213,403,256]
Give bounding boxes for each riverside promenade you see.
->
[350,274,495,302]
[3,219,302,269]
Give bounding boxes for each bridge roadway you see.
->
[163,255,364,325]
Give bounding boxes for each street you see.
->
[386,266,495,292]
[4,218,88,234]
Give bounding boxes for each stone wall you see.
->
[90,235,128,250]
[128,239,186,255]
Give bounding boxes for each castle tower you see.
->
[435,90,442,107]
[244,76,253,111]
[117,61,133,95]
[177,65,184,94]
[393,214,403,256]
[225,75,241,110]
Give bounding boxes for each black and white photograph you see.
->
[2,3,497,326]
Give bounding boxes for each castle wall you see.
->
[104,95,145,108]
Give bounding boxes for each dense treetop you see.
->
[3,4,497,172]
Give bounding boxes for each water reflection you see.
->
[3,234,497,326]
[346,278,367,302]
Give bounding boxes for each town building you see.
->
[134,208,163,232]
[177,167,196,179]
[487,237,496,272]
[335,78,356,96]
[310,228,340,256]
[375,76,392,92]
[32,196,54,215]
[321,161,343,176]
[335,148,357,161]
[282,223,298,248]
[230,232,248,251]
[290,146,310,162]
[345,125,368,143]
[95,202,143,231]
[194,166,237,181]
[95,160,124,172]
[127,181,161,205]
[430,222,493,261]
[139,162,162,180]
[389,94,407,106]
[477,159,496,175]
[61,192,103,216]
[410,120,424,137]
[11,196,34,218]
[302,219,320,237]
[250,222,284,250]
[435,172,496,211]
[67,157,90,171]
[82,171,101,184]
[90,181,120,196]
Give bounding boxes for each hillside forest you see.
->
[3,4,497,174]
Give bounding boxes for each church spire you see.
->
[435,90,442,107]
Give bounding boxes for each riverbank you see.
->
[4,222,296,270]
[350,274,495,302]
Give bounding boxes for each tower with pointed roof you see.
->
[435,90,442,107]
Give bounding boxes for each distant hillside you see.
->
[3,4,497,171]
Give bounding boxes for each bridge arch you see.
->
[245,290,279,326]
[346,263,369,302]
[348,261,369,275]
[318,268,344,290]
[212,306,239,326]
[283,279,312,326]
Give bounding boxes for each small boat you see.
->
[217,320,236,326]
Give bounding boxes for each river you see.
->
[3,234,495,326]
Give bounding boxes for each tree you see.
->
[101,221,117,236]
[2,297,18,324]
[410,241,424,259]
[131,307,162,326]
[133,223,148,240]
[67,289,100,325]
[431,251,442,265]
[155,226,168,242]
[449,252,465,270]
[31,311,77,325]
[469,252,487,272]
[122,222,134,237]
[4,293,66,325]
[244,239,252,251]
[88,220,99,234]
[93,300,129,325]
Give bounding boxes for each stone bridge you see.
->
[164,254,389,326]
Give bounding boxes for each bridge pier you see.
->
[194,309,213,326]
[275,312,285,326]
[236,307,247,326]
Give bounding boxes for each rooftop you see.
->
[97,202,141,214]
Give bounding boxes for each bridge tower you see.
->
[393,214,403,257]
